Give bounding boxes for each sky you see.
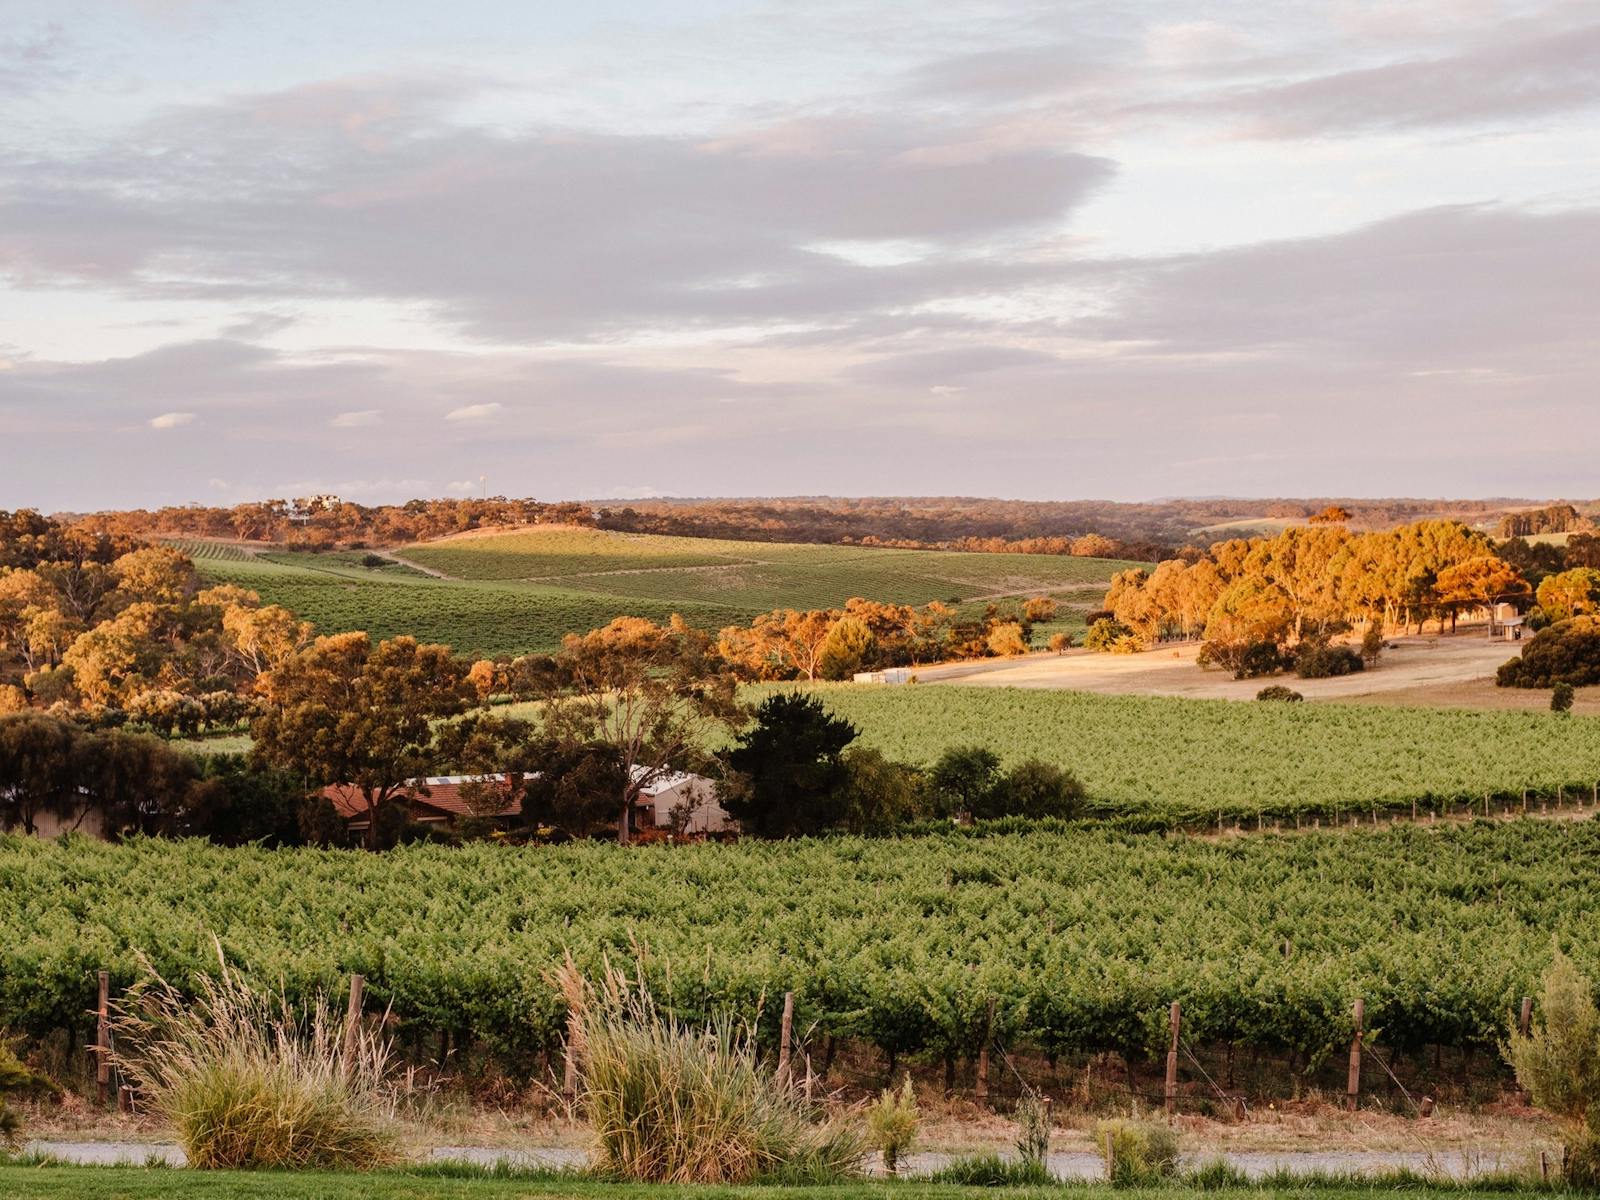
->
[1,0,1597,511]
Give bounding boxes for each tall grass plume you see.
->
[555,956,860,1183]
[112,948,399,1170]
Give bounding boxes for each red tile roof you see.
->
[321,775,523,823]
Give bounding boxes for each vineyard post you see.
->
[343,973,365,1063]
[95,969,110,1106]
[976,996,995,1109]
[1164,1002,1180,1114]
[1346,998,1364,1112]
[777,991,795,1084]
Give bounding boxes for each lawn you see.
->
[0,1165,1559,1200]
[185,530,1140,658]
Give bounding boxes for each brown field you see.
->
[916,628,1585,711]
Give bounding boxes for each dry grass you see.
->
[555,957,861,1183]
[111,952,400,1170]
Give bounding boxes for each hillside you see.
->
[173,528,1144,658]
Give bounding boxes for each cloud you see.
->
[0,77,1112,341]
[330,409,381,427]
[444,402,501,421]
[0,25,68,98]
[148,411,195,429]
[1163,19,1600,137]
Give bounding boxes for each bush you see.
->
[1199,639,1284,679]
[1294,642,1364,679]
[1084,618,1130,652]
[980,760,1083,820]
[927,1153,1053,1187]
[1360,622,1385,665]
[1014,1092,1051,1168]
[0,1041,56,1148]
[556,959,860,1184]
[1554,682,1577,714]
[1256,685,1303,703]
[1096,1118,1179,1185]
[865,1075,918,1176]
[1047,632,1072,654]
[1498,617,1600,688]
[112,951,399,1170]
[1505,951,1600,1186]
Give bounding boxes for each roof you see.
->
[320,768,711,822]
[321,774,523,821]
[629,765,709,798]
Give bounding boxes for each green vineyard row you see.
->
[786,685,1600,825]
[3,820,1595,1066]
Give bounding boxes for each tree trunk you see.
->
[617,797,631,845]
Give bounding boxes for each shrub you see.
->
[1294,642,1363,679]
[980,760,1083,820]
[1047,632,1073,654]
[1554,682,1577,713]
[1096,1118,1179,1185]
[927,1153,1053,1187]
[1199,639,1284,679]
[1014,1092,1051,1168]
[1504,950,1600,1185]
[984,622,1029,658]
[111,952,399,1170]
[1360,621,1385,665]
[556,958,860,1184]
[1498,617,1600,688]
[1256,685,1303,703]
[1085,618,1133,653]
[865,1075,918,1176]
[0,1041,56,1148]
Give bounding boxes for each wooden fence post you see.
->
[1519,996,1533,1037]
[777,991,795,1083]
[1164,1002,1180,1114]
[96,970,110,1106]
[1346,998,1364,1112]
[976,996,995,1109]
[1104,1128,1116,1181]
[343,973,365,1062]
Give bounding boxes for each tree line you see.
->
[1096,519,1529,675]
[58,498,595,551]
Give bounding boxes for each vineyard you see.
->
[184,552,738,659]
[3,821,1595,1083]
[184,532,1137,657]
[777,685,1600,825]
[401,527,1140,616]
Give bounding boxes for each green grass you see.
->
[0,1165,1563,1200]
[187,530,1140,658]
[774,685,1600,823]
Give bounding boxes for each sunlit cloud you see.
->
[149,411,195,429]
[444,402,502,421]
[330,409,381,427]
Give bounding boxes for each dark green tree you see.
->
[721,693,856,837]
[928,745,1001,817]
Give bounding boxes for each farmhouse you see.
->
[321,774,524,837]
[320,767,733,838]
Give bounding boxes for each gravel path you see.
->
[26,1141,1531,1179]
